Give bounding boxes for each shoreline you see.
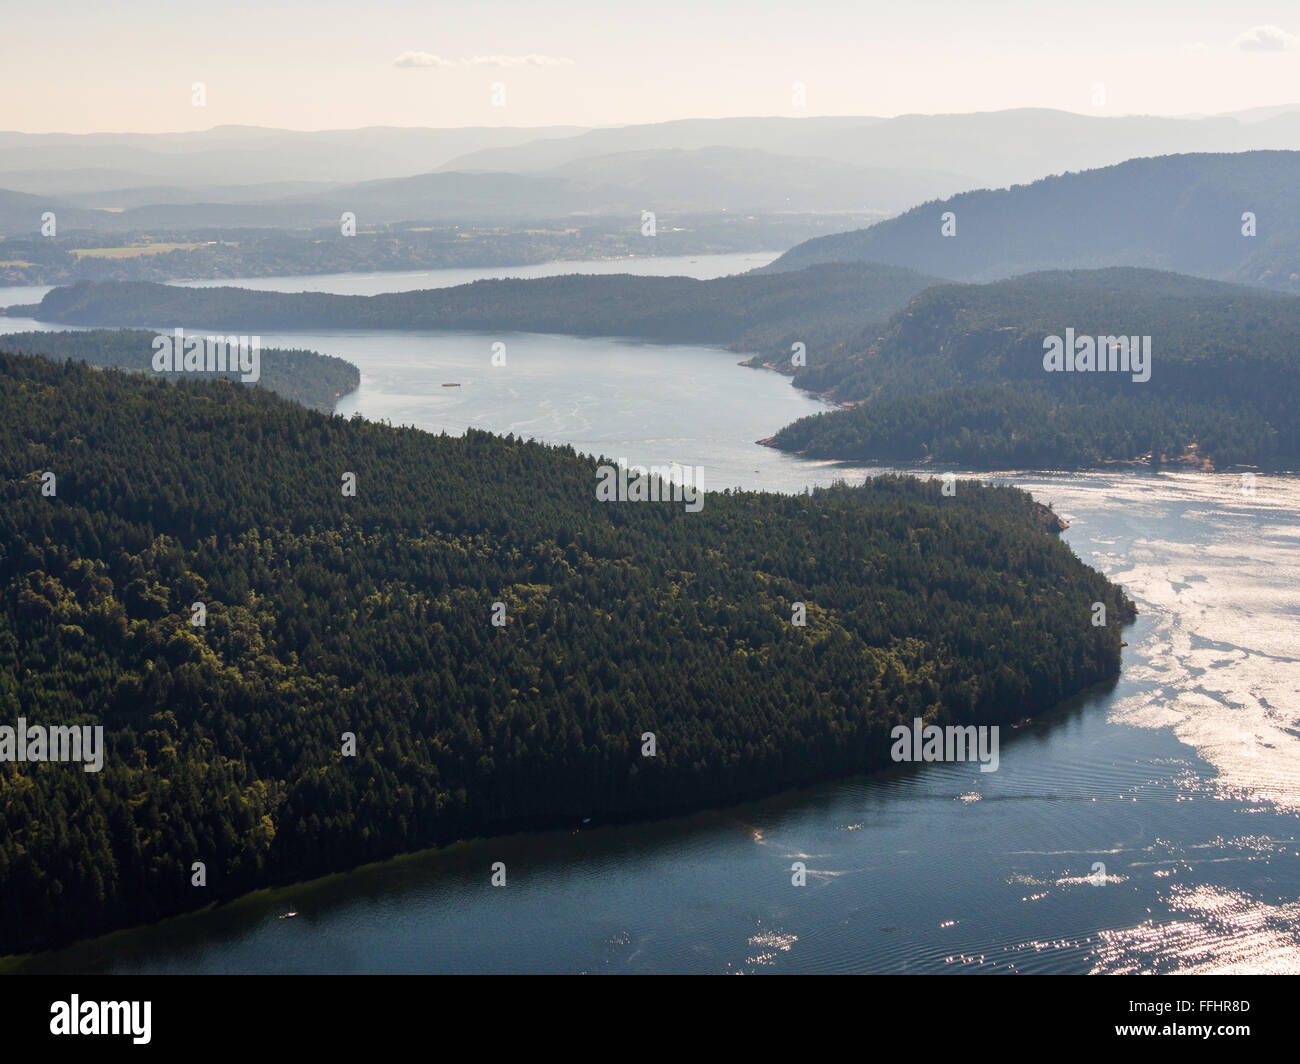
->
[1,668,1129,971]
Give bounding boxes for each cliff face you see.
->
[1031,500,1069,534]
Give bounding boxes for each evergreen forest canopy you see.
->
[0,329,358,413]
[7,260,943,368]
[0,350,1131,953]
[769,268,1300,469]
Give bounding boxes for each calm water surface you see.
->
[3,262,1298,973]
[168,251,782,294]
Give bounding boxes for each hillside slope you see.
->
[769,267,1300,468]
[0,328,358,412]
[764,152,1300,292]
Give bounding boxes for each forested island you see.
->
[1,329,358,413]
[0,349,1132,953]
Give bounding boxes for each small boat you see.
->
[278,911,299,919]
[441,382,461,387]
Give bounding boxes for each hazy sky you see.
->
[3,0,1298,133]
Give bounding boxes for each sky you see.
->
[1,0,1298,133]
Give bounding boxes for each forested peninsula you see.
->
[1,328,359,413]
[768,268,1300,469]
[0,350,1131,953]
[4,261,940,364]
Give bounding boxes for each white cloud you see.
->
[394,51,455,68]
[468,55,574,68]
[394,53,573,69]
[1234,25,1295,52]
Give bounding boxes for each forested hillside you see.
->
[769,268,1300,469]
[0,350,1131,953]
[763,151,1300,292]
[1,329,358,413]
[9,261,943,365]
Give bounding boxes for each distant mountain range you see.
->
[0,188,102,235]
[6,109,1300,237]
[434,109,1300,189]
[0,149,967,234]
[0,125,588,188]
